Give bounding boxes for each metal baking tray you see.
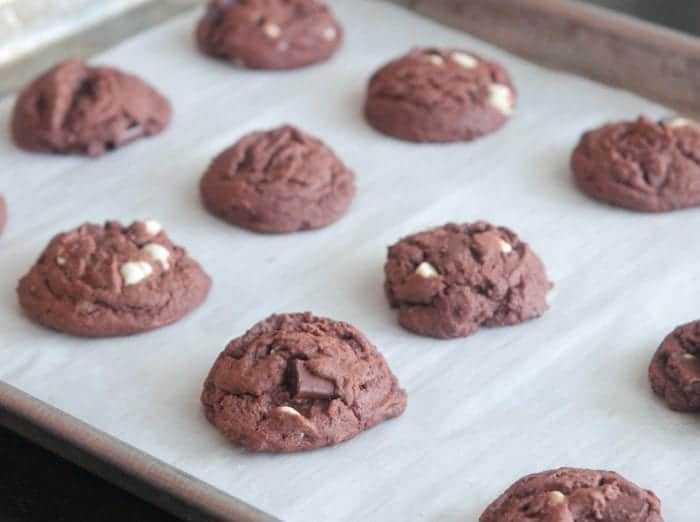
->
[1,1,699,520]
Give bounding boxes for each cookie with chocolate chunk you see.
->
[196,0,342,70]
[364,48,516,143]
[17,220,210,337]
[480,467,663,522]
[201,312,407,452]
[200,125,355,233]
[384,222,551,339]
[572,116,700,212]
[11,59,171,156]
[649,319,700,412]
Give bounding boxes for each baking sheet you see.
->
[0,1,698,520]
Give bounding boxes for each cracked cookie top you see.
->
[384,222,551,339]
[201,312,407,452]
[364,47,516,143]
[200,125,355,233]
[649,319,700,412]
[571,116,700,212]
[11,59,171,156]
[17,220,211,337]
[480,467,663,522]
[195,0,342,70]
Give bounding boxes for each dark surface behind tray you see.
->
[2,1,699,521]
[0,426,178,522]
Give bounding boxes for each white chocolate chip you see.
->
[263,23,281,39]
[489,83,514,116]
[667,117,691,129]
[450,51,477,69]
[683,352,697,360]
[120,261,153,286]
[548,491,566,506]
[499,239,513,254]
[141,243,170,270]
[144,219,162,236]
[322,26,337,41]
[56,257,66,266]
[427,54,444,66]
[415,261,439,278]
[275,406,302,416]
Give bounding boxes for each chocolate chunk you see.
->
[288,359,336,399]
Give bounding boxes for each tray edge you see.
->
[0,381,279,522]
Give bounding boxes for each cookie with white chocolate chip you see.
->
[201,312,407,452]
[17,220,210,337]
[195,0,342,70]
[364,48,516,143]
[572,116,700,212]
[480,467,664,522]
[649,319,700,412]
[384,222,551,339]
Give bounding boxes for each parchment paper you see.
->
[0,2,697,520]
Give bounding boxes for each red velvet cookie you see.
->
[201,312,407,452]
[481,467,663,522]
[200,125,355,233]
[11,59,171,157]
[196,0,342,70]
[385,222,551,339]
[649,319,700,412]
[572,116,700,212]
[365,48,516,143]
[18,220,210,337]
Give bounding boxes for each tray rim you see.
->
[2,1,700,521]
[0,381,278,522]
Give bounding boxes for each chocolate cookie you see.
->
[649,320,700,412]
[480,467,663,522]
[364,48,516,143]
[384,222,551,339]
[571,116,700,212]
[200,125,355,233]
[0,194,6,236]
[11,59,171,156]
[17,220,210,337]
[201,312,407,452]
[196,0,342,70]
